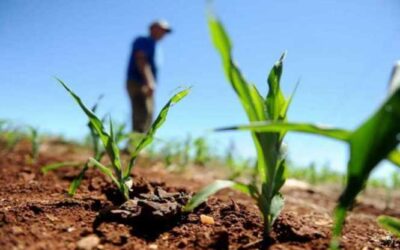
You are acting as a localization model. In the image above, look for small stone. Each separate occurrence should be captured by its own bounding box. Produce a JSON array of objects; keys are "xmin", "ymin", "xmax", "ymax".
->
[
  {"xmin": 45, "ymin": 214, "xmax": 59, "ymax": 222},
  {"xmin": 200, "ymin": 214, "xmax": 215, "ymax": 225},
  {"xmin": 148, "ymin": 244, "xmax": 158, "ymax": 249},
  {"xmin": 11, "ymin": 226, "xmax": 23, "ymax": 234},
  {"xmin": 67, "ymin": 227, "xmax": 75, "ymax": 233},
  {"xmin": 77, "ymin": 234, "xmax": 100, "ymax": 250}
]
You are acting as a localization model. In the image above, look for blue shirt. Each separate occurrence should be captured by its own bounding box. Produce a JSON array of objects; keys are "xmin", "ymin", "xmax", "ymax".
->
[{"xmin": 127, "ymin": 36, "xmax": 157, "ymax": 84}]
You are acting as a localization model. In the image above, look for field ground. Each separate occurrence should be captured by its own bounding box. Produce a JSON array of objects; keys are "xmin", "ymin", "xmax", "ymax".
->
[{"xmin": 1, "ymin": 140, "xmax": 400, "ymax": 250}]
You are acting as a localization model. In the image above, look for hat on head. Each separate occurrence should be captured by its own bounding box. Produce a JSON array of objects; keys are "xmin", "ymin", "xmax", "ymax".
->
[{"xmin": 150, "ymin": 20, "xmax": 172, "ymax": 33}]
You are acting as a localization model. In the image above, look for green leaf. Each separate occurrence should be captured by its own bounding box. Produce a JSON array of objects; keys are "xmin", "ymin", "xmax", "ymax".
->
[
  {"xmin": 87, "ymin": 96, "xmax": 103, "ymax": 159},
  {"xmin": 216, "ymin": 121, "xmax": 351, "ymax": 141},
  {"xmin": 183, "ymin": 180, "xmax": 254, "ymax": 212},
  {"xmin": 208, "ymin": 13, "xmax": 265, "ymax": 122},
  {"xmin": 388, "ymin": 150, "xmax": 400, "ymax": 168},
  {"xmin": 88, "ymin": 157, "xmax": 120, "ymax": 187},
  {"xmin": 57, "ymin": 79, "xmax": 123, "ymax": 176},
  {"xmin": 377, "ymin": 215, "xmax": 400, "ymax": 237},
  {"xmin": 68, "ymin": 163, "xmax": 89, "ymax": 196},
  {"xmin": 332, "ymin": 87, "xmax": 400, "ymax": 240},
  {"xmin": 272, "ymin": 160, "xmax": 286, "ymax": 195},
  {"xmin": 266, "ymin": 52, "xmax": 287, "ymax": 121},
  {"xmin": 28, "ymin": 126, "xmax": 39, "ymax": 161},
  {"xmin": 126, "ymin": 88, "xmax": 190, "ymax": 175},
  {"xmin": 330, "ymin": 206, "xmax": 347, "ymax": 250},
  {"xmin": 41, "ymin": 161, "xmax": 81, "ymax": 174}
]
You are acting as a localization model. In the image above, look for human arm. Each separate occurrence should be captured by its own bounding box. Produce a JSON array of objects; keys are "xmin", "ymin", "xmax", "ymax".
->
[{"xmin": 135, "ymin": 50, "xmax": 155, "ymax": 96}]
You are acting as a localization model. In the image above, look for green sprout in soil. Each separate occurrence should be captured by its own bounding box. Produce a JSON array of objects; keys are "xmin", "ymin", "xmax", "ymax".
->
[
  {"xmin": 45, "ymin": 79, "xmax": 189, "ymax": 200},
  {"xmin": 216, "ymin": 62, "xmax": 400, "ymax": 248},
  {"xmin": 42, "ymin": 94, "xmax": 107, "ymax": 195},
  {"xmin": 184, "ymin": 12, "xmax": 296, "ymax": 238},
  {"xmin": 193, "ymin": 136, "xmax": 211, "ymax": 166},
  {"xmin": 0, "ymin": 123, "xmax": 23, "ymax": 152},
  {"xmin": 28, "ymin": 126, "xmax": 40, "ymax": 163}
]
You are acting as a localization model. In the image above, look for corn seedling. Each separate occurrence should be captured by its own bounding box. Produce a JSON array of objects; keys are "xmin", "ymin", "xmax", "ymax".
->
[
  {"xmin": 224, "ymin": 141, "xmax": 250, "ymax": 180},
  {"xmin": 179, "ymin": 134, "xmax": 192, "ymax": 167},
  {"xmin": 384, "ymin": 171, "xmax": 400, "ymax": 210},
  {"xmin": 56, "ymin": 79, "xmax": 189, "ymax": 200},
  {"xmin": 193, "ymin": 136, "xmax": 211, "ymax": 166},
  {"xmin": 160, "ymin": 140, "xmax": 179, "ymax": 167},
  {"xmin": 184, "ymin": 13, "xmax": 295, "ymax": 238},
  {"xmin": 42, "ymin": 95, "xmax": 107, "ymax": 195},
  {"xmin": 215, "ymin": 62, "xmax": 400, "ymax": 248},
  {"xmin": 28, "ymin": 126, "xmax": 40, "ymax": 162},
  {"xmin": 1, "ymin": 124, "xmax": 23, "ymax": 152}
]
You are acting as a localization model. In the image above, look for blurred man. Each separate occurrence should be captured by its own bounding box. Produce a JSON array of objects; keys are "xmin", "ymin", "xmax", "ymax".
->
[{"xmin": 126, "ymin": 20, "xmax": 172, "ymax": 133}]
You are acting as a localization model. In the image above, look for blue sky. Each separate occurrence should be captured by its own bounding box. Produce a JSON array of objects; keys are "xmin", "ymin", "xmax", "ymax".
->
[{"xmin": 1, "ymin": 0, "xmax": 399, "ymax": 177}]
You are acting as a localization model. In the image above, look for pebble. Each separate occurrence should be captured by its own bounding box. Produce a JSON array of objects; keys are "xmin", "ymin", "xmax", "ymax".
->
[
  {"xmin": 200, "ymin": 214, "xmax": 215, "ymax": 225},
  {"xmin": 148, "ymin": 244, "xmax": 158, "ymax": 249},
  {"xmin": 77, "ymin": 234, "xmax": 100, "ymax": 250},
  {"xmin": 11, "ymin": 226, "xmax": 23, "ymax": 234},
  {"xmin": 45, "ymin": 214, "xmax": 59, "ymax": 222}
]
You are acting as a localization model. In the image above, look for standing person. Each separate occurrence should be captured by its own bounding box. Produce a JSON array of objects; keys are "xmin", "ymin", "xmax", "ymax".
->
[{"xmin": 126, "ymin": 20, "xmax": 172, "ymax": 133}]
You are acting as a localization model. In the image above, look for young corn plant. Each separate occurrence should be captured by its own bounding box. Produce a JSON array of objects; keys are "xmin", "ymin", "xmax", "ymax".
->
[
  {"xmin": 179, "ymin": 134, "xmax": 192, "ymax": 167},
  {"xmin": 384, "ymin": 171, "xmax": 400, "ymax": 210},
  {"xmin": 184, "ymin": 13, "xmax": 295, "ymax": 237},
  {"xmin": 215, "ymin": 62, "xmax": 400, "ymax": 248},
  {"xmin": 41, "ymin": 95, "xmax": 107, "ymax": 195},
  {"xmin": 193, "ymin": 136, "xmax": 211, "ymax": 166},
  {"xmin": 28, "ymin": 126, "xmax": 40, "ymax": 163},
  {"xmin": 48, "ymin": 79, "xmax": 189, "ymax": 200},
  {"xmin": 2, "ymin": 127, "xmax": 23, "ymax": 152}
]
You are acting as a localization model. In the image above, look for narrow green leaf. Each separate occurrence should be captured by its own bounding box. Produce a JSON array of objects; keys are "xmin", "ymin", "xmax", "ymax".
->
[
  {"xmin": 330, "ymin": 206, "xmax": 347, "ymax": 250},
  {"xmin": 88, "ymin": 97, "xmax": 103, "ymax": 159},
  {"xmin": 57, "ymin": 79, "xmax": 122, "ymax": 174},
  {"xmin": 183, "ymin": 180, "xmax": 253, "ymax": 212},
  {"xmin": 272, "ymin": 160, "xmax": 286, "ymax": 195},
  {"xmin": 280, "ymin": 79, "xmax": 300, "ymax": 121},
  {"xmin": 88, "ymin": 157, "xmax": 119, "ymax": 187},
  {"xmin": 266, "ymin": 52, "xmax": 287, "ymax": 121},
  {"xmin": 216, "ymin": 121, "xmax": 351, "ymax": 141},
  {"xmin": 332, "ymin": 83, "xmax": 400, "ymax": 245},
  {"xmin": 41, "ymin": 161, "xmax": 81, "ymax": 174},
  {"xmin": 377, "ymin": 215, "xmax": 400, "ymax": 237},
  {"xmin": 91, "ymin": 94, "xmax": 104, "ymax": 114},
  {"xmin": 208, "ymin": 13, "xmax": 265, "ymax": 122},
  {"xmin": 68, "ymin": 163, "xmax": 89, "ymax": 196},
  {"xmin": 127, "ymin": 88, "xmax": 190, "ymax": 175}
]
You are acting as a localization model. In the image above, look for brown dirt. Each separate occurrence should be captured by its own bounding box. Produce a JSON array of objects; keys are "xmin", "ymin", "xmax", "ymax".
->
[{"xmin": 1, "ymin": 140, "xmax": 400, "ymax": 249}]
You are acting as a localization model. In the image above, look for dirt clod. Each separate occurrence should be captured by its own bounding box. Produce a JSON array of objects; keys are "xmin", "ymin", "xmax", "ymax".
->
[{"xmin": 97, "ymin": 186, "xmax": 189, "ymax": 229}]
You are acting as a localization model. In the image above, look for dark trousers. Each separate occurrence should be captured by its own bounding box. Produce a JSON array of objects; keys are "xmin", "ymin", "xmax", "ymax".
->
[{"xmin": 127, "ymin": 81, "xmax": 154, "ymax": 133}]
